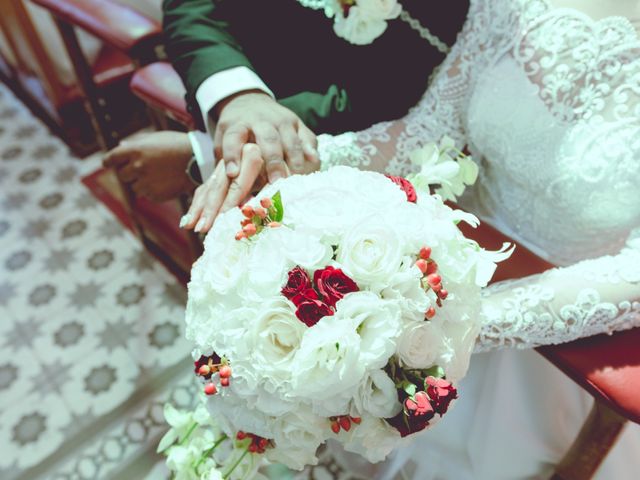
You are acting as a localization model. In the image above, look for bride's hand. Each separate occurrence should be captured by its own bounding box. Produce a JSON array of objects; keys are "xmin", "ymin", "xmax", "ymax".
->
[{"xmin": 180, "ymin": 144, "xmax": 267, "ymax": 233}]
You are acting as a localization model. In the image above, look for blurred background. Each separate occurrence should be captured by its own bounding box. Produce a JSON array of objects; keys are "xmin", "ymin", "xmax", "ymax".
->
[{"xmin": 0, "ymin": 1, "xmax": 207, "ymax": 478}]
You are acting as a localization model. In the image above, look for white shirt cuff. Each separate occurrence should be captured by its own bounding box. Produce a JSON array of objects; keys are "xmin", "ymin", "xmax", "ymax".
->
[
  {"xmin": 188, "ymin": 130, "xmax": 215, "ymax": 181},
  {"xmin": 195, "ymin": 66, "xmax": 274, "ymax": 132}
]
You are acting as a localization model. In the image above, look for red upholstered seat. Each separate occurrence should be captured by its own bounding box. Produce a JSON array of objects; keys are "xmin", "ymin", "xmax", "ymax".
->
[
  {"xmin": 31, "ymin": 0, "xmax": 162, "ymax": 55},
  {"xmin": 458, "ymin": 216, "xmax": 640, "ymax": 425},
  {"xmin": 130, "ymin": 62, "xmax": 195, "ymax": 129},
  {"xmin": 538, "ymin": 331, "xmax": 640, "ymax": 425}
]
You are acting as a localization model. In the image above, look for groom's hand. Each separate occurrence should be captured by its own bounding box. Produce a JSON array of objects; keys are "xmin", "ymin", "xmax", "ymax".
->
[{"xmin": 213, "ymin": 90, "xmax": 318, "ymax": 182}]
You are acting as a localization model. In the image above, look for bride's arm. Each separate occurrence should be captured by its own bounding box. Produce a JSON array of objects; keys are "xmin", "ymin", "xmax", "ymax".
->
[
  {"xmin": 317, "ymin": 0, "xmax": 516, "ymax": 175},
  {"xmin": 476, "ymin": 229, "xmax": 640, "ymax": 352}
]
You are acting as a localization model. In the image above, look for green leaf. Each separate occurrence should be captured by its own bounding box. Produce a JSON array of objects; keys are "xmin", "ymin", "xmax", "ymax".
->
[
  {"xmin": 271, "ymin": 191, "xmax": 284, "ymax": 222},
  {"xmin": 403, "ymin": 382, "xmax": 417, "ymax": 397},
  {"xmin": 423, "ymin": 365, "xmax": 445, "ymax": 379}
]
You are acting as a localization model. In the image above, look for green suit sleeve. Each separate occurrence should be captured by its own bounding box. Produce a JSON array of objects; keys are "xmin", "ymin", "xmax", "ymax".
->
[
  {"xmin": 162, "ymin": 0, "xmax": 253, "ymax": 126},
  {"xmin": 162, "ymin": 0, "xmax": 353, "ymax": 133}
]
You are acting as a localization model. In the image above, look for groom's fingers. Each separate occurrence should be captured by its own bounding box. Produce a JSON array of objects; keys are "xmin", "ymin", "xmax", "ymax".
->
[
  {"xmin": 280, "ymin": 124, "xmax": 305, "ymax": 174},
  {"xmin": 221, "ymin": 144, "xmax": 263, "ymax": 213},
  {"xmin": 254, "ymin": 123, "xmax": 287, "ymax": 184},
  {"xmin": 298, "ymin": 124, "xmax": 320, "ymax": 173},
  {"xmin": 222, "ymin": 125, "xmax": 249, "ymax": 178}
]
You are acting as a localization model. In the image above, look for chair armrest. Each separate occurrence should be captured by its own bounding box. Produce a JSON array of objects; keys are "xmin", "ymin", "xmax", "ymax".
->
[{"xmin": 31, "ymin": 0, "xmax": 162, "ymax": 55}]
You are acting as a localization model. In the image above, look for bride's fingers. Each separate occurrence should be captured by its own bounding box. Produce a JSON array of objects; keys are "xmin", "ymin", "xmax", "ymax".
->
[
  {"xmin": 197, "ymin": 162, "xmax": 231, "ymax": 234},
  {"xmin": 220, "ymin": 144, "xmax": 264, "ymax": 213},
  {"xmin": 180, "ymin": 161, "xmax": 227, "ymax": 232}
]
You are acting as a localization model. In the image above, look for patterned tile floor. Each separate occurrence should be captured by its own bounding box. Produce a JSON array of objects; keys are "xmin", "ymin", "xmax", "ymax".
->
[{"xmin": 0, "ymin": 82, "xmax": 198, "ymax": 479}]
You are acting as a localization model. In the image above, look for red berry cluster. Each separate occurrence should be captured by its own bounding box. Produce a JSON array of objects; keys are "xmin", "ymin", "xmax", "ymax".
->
[
  {"xmin": 235, "ymin": 198, "xmax": 281, "ymax": 241},
  {"xmin": 329, "ymin": 415, "xmax": 362, "ymax": 434},
  {"xmin": 195, "ymin": 355, "xmax": 232, "ymax": 396},
  {"xmin": 415, "ymin": 246, "xmax": 448, "ymax": 319},
  {"xmin": 236, "ymin": 431, "xmax": 271, "ymax": 454}
]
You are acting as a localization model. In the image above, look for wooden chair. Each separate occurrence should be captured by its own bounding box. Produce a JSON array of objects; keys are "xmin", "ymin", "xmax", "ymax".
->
[
  {"xmin": 0, "ymin": 0, "xmax": 146, "ymax": 155},
  {"xmin": 459, "ymin": 219, "xmax": 640, "ymax": 479},
  {"xmin": 31, "ymin": 0, "xmax": 201, "ymax": 282}
]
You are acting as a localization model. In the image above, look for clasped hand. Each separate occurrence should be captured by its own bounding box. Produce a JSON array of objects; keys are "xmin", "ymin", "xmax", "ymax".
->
[{"xmin": 181, "ymin": 92, "xmax": 321, "ymax": 233}]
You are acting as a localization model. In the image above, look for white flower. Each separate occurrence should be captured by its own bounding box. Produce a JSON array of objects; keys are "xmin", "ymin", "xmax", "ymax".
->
[
  {"xmin": 407, "ymin": 136, "xmax": 479, "ymax": 202},
  {"xmin": 343, "ymin": 416, "xmax": 401, "ymax": 463},
  {"xmin": 223, "ymin": 447, "xmax": 262, "ymax": 480},
  {"xmin": 396, "ymin": 320, "xmax": 445, "ymax": 369},
  {"xmin": 334, "ymin": 292, "xmax": 401, "ymax": 369},
  {"xmin": 291, "ymin": 314, "xmax": 364, "ymax": 405},
  {"xmin": 195, "ymin": 211, "xmax": 250, "ymax": 297},
  {"xmin": 247, "ymin": 298, "xmax": 306, "ymax": 382},
  {"xmin": 206, "ymin": 390, "xmax": 276, "ymax": 440},
  {"xmin": 205, "ymin": 469, "xmax": 223, "ymax": 480},
  {"xmin": 276, "ymin": 228, "xmax": 333, "ymax": 270},
  {"xmin": 437, "ymin": 319, "xmax": 480, "ymax": 383},
  {"xmin": 381, "ymin": 257, "xmax": 432, "ymax": 319},
  {"xmin": 354, "ymin": 370, "xmax": 401, "ymax": 418},
  {"xmin": 266, "ymin": 410, "xmax": 326, "ymax": 470},
  {"xmin": 158, "ymin": 404, "xmax": 195, "ymax": 453},
  {"xmin": 336, "ymin": 220, "xmax": 404, "ymax": 289},
  {"xmin": 332, "ymin": 0, "xmax": 401, "ymax": 45}
]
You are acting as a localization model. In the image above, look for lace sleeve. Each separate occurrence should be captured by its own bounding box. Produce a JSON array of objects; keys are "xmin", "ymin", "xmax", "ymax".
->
[
  {"xmin": 316, "ymin": 0, "xmax": 517, "ymax": 176},
  {"xmin": 476, "ymin": 228, "xmax": 640, "ymax": 352}
]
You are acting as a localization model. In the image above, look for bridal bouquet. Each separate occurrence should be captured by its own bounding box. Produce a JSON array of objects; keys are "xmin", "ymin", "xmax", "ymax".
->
[{"xmin": 161, "ymin": 139, "xmax": 511, "ymax": 478}]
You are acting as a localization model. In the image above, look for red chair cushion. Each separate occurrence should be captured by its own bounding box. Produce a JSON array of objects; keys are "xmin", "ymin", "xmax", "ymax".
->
[
  {"xmin": 458, "ymin": 216, "xmax": 640, "ymax": 424},
  {"xmin": 538, "ymin": 330, "xmax": 640, "ymax": 424},
  {"xmin": 130, "ymin": 62, "xmax": 195, "ymax": 129},
  {"xmin": 31, "ymin": 0, "xmax": 161, "ymax": 55}
]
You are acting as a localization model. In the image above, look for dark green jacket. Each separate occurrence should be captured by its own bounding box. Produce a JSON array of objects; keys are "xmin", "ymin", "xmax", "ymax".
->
[{"xmin": 163, "ymin": 0, "xmax": 469, "ymax": 133}]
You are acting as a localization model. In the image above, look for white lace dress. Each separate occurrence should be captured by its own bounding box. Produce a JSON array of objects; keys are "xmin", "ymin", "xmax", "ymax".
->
[{"xmin": 315, "ymin": 0, "xmax": 640, "ymax": 478}]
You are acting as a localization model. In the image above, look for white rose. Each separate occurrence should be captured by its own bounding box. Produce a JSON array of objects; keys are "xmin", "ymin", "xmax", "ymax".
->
[
  {"xmin": 218, "ymin": 372, "xmax": 297, "ymax": 418},
  {"xmin": 396, "ymin": 320, "xmax": 445, "ymax": 369},
  {"xmin": 247, "ymin": 298, "xmax": 306, "ymax": 382},
  {"xmin": 336, "ymin": 220, "xmax": 404, "ymax": 289},
  {"xmin": 273, "ymin": 227, "xmax": 333, "ymax": 270},
  {"xmin": 334, "ymin": 7, "xmax": 387, "ymax": 45},
  {"xmin": 333, "ymin": 292, "xmax": 401, "ymax": 369},
  {"xmin": 354, "ymin": 370, "xmax": 401, "ymax": 418},
  {"xmin": 359, "ymin": 0, "xmax": 402, "ymax": 19},
  {"xmin": 291, "ymin": 315, "xmax": 364, "ymax": 403},
  {"xmin": 381, "ymin": 257, "xmax": 432, "ymax": 319},
  {"xmin": 206, "ymin": 391, "xmax": 275, "ymax": 440},
  {"xmin": 239, "ymin": 228, "xmax": 293, "ymax": 302},
  {"xmin": 266, "ymin": 410, "xmax": 326, "ymax": 470},
  {"xmin": 205, "ymin": 240, "xmax": 249, "ymax": 295},
  {"xmin": 343, "ymin": 416, "xmax": 401, "ymax": 463},
  {"xmin": 333, "ymin": 0, "xmax": 401, "ymax": 45},
  {"xmin": 437, "ymin": 319, "xmax": 480, "ymax": 383}
]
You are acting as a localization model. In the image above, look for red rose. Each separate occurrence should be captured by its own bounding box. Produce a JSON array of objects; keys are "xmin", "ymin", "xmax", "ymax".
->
[
  {"xmin": 403, "ymin": 391, "xmax": 435, "ymax": 418},
  {"xmin": 385, "ymin": 175, "xmax": 417, "ymax": 203},
  {"xmin": 295, "ymin": 299, "xmax": 333, "ymax": 327},
  {"xmin": 313, "ymin": 266, "xmax": 359, "ymax": 307},
  {"xmin": 425, "ymin": 376, "xmax": 457, "ymax": 416},
  {"xmin": 387, "ymin": 392, "xmax": 435, "ymax": 437},
  {"xmin": 281, "ymin": 266, "xmax": 311, "ymax": 301},
  {"xmin": 291, "ymin": 288, "xmax": 319, "ymax": 306}
]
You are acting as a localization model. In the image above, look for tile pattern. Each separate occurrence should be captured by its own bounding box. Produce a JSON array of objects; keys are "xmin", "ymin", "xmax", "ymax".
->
[{"xmin": 0, "ymin": 82, "xmax": 196, "ymax": 480}]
